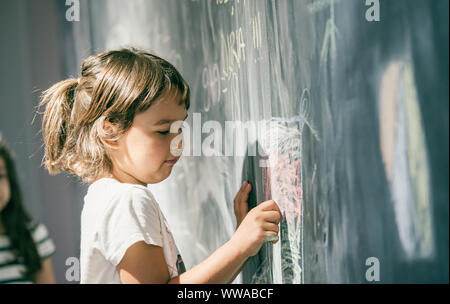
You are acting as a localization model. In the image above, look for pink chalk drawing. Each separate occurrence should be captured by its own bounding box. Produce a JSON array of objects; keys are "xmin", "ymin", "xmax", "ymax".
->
[
  {"xmin": 261, "ymin": 118, "xmax": 303, "ymax": 226},
  {"xmin": 255, "ymin": 117, "xmax": 305, "ymax": 284},
  {"xmin": 263, "ymin": 149, "xmax": 302, "ymax": 224}
]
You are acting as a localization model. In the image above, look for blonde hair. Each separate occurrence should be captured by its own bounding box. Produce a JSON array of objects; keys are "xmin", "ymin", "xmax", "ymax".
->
[{"xmin": 39, "ymin": 47, "xmax": 190, "ymax": 182}]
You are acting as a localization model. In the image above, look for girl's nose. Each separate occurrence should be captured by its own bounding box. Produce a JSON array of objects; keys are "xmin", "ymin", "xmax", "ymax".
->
[{"xmin": 169, "ymin": 130, "xmax": 184, "ymax": 156}]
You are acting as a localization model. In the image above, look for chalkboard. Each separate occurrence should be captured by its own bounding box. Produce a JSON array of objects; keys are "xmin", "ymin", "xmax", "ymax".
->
[{"xmin": 65, "ymin": 0, "xmax": 448, "ymax": 283}]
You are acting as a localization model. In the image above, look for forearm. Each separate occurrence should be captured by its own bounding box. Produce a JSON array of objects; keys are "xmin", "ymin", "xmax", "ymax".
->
[
  {"xmin": 226, "ymin": 258, "xmax": 247, "ymax": 284},
  {"xmin": 226, "ymin": 224, "xmax": 247, "ymax": 284},
  {"xmin": 168, "ymin": 239, "xmax": 248, "ymax": 284}
]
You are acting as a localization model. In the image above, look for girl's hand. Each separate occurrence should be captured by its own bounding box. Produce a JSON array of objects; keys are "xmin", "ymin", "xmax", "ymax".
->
[
  {"xmin": 231, "ymin": 199, "xmax": 282, "ymax": 258},
  {"xmin": 234, "ymin": 181, "xmax": 252, "ymax": 230}
]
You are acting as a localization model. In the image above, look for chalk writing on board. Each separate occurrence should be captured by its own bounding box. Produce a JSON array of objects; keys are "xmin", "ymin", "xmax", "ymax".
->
[
  {"xmin": 308, "ymin": 0, "xmax": 341, "ymax": 69},
  {"xmin": 216, "ymin": 0, "xmax": 246, "ymax": 17},
  {"xmin": 220, "ymin": 27, "xmax": 246, "ymax": 79},
  {"xmin": 252, "ymin": 11, "xmax": 262, "ymax": 50},
  {"xmin": 202, "ymin": 63, "xmax": 221, "ymax": 112}
]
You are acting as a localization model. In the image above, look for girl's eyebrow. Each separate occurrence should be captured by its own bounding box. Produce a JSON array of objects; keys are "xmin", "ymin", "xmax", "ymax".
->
[{"xmin": 154, "ymin": 113, "xmax": 188, "ymax": 125}]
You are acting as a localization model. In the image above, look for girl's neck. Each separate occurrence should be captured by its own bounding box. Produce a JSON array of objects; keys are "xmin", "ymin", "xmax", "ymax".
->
[{"xmin": 102, "ymin": 170, "xmax": 146, "ymax": 187}]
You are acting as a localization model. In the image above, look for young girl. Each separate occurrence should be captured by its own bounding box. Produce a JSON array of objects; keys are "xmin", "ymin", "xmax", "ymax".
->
[
  {"xmin": 40, "ymin": 47, "xmax": 282, "ymax": 284},
  {"xmin": 0, "ymin": 135, "xmax": 56, "ymax": 284}
]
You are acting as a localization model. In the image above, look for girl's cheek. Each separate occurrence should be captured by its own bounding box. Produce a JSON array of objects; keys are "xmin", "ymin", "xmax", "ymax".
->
[
  {"xmin": 137, "ymin": 138, "xmax": 163, "ymax": 164},
  {"xmin": 150, "ymin": 136, "xmax": 168, "ymax": 152}
]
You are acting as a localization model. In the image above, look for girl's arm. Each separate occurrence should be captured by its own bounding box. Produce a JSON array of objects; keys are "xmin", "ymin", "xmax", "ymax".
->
[
  {"xmin": 117, "ymin": 238, "xmax": 248, "ymax": 284},
  {"xmin": 117, "ymin": 197, "xmax": 281, "ymax": 284},
  {"xmin": 223, "ymin": 181, "xmax": 252, "ymax": 284},
  {"xmin": 168, "ymin": 238, "xmax": 248, "ymax": 284},
  {"xmin": 34, "ymin": 258, "xmax": 56, "ymax": 284},
  {"xmin": 117, "ymin": 241, "xmax": 172, "ymax": 284},
  {"xmin": 225, "ymin": 256, "xmax": 247, "ymax": 284},
  {"xmin": 169, "ymin": 181, "xmax": 253, "ymax": 284}
]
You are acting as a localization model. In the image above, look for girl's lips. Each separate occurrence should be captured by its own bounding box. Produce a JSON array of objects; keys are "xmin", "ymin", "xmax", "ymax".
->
[{"xmin": 164, "ymin": 157, "xmax": 179, "ymax": 164}]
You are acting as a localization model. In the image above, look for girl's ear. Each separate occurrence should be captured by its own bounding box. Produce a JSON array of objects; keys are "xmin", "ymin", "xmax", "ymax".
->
[{"xmin": 98, "ymin": 120, "xmax": 120, "ymax": 150}]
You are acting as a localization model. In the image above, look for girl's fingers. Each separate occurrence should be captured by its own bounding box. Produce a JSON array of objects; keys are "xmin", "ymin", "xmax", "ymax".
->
[
  {"xmin": 259, "ymin": 200, "xmax": 281, "ymax": 213},
  {"xmin": 234, "ymin": 181, "xmax": 252, "ymax": 218},
  {"xmin": 263, "ymin": 210, "xmax": 282, "ymax": 224},
  {"xmin": 239, "ymin": 183, "xmax": 251, "ymax": 212},
  {"xmin": 234, "ymin": 181, "xmax": 247, "ymax": 210},
  {"xmin": 234, "ymin": 181, "xmax": 248, "ymax": 213},
  {"xmin": 240, "ymin": 183, "xmax": 251, "ymax": 204},
  {"xmin": 263, "ymin": 222, "xmax": 279, "ymax": 233}
]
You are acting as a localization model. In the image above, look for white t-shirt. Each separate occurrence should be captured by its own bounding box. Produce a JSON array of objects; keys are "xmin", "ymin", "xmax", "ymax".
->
[{"xmin": 80, "ymin": 178, "xmax": 185, "ymax": 284}]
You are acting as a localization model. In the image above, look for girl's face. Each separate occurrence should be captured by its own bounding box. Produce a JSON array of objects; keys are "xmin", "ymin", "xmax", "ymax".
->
[
  {"xmin": 108, "ymin": 91, "xmax": 188, "ymax": 186},
  {"xmin": 0, "ymin": 157, "xmax": 11, "ymax": 212}
]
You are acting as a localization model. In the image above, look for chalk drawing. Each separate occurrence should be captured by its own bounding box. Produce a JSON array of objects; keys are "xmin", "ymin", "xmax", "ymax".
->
[
  {"xmin": 308, "ymin": 0, "xmax": 341, "ymax": 70},
  {"xmin": 252, "ymin": 111, "xmax": 307, "ymax": 283},
  {"xmin": 379, "ymin": 61, "xmax": 434, "ymax": 260}
]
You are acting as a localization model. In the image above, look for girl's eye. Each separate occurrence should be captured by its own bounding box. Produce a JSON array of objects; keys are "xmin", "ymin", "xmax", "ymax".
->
[{"xmin": 157, "ymin": 131, "xmax": 170, "ymax": 135}]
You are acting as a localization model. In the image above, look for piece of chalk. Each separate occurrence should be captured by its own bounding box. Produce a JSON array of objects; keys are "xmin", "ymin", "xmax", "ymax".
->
[{"xmin": 266, "ymin": 235, "xmax": 279, "ymax": 242}]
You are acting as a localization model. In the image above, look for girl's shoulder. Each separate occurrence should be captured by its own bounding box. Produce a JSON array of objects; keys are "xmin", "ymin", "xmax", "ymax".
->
[{"xmin": 85, "ymin": 177, "xmax": 160, "ymax": 214}]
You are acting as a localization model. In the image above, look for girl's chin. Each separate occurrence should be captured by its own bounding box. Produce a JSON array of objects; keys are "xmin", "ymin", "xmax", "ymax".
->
[{"xmin": 145, "ymin": 171, "xmax": 172, "ymax": 185}]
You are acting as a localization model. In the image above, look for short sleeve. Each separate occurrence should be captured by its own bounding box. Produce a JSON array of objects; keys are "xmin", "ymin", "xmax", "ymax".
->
[
  {"xmin": 30, "ymin": 223, "xmax": 56, "ymax": 260},
  {"xmin": 98, "ymin": 186, "xmax": 164, "ymax": 266}
]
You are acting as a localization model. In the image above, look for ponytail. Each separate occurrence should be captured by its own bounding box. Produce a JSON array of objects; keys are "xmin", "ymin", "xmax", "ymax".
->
[{"xmin": 39, "ymin": 78, "xmax": 78, "ymax": 174}]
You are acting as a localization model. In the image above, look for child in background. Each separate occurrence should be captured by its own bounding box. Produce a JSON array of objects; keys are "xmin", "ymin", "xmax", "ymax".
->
[
  {"xmin": 39, "ymin": 47, "xmax": 282, "ymax": 284},
  {"xmin": 0, "ymin": 135, "xmax": 56, "ymax": 284}
]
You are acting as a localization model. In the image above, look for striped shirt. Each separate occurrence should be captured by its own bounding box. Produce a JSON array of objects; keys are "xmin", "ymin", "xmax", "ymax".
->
[{"xmin": 0, "ymin": 222, "xmax": 56, "ymax": 284}]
